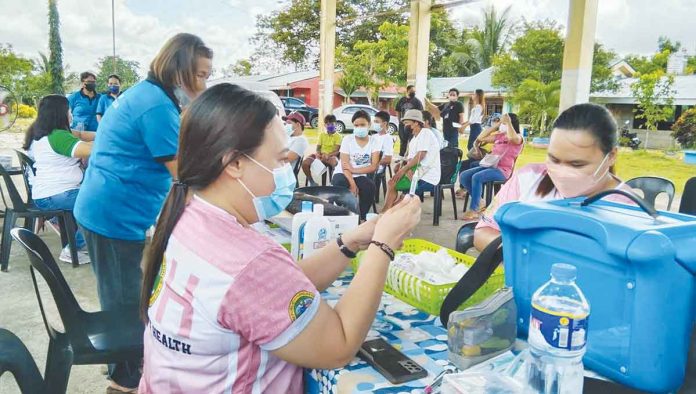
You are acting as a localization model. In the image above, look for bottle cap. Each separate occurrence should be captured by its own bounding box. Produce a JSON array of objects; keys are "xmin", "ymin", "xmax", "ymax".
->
[
  {"xmin": 301, "ymin": 201, "xmax": 313, "ymax": 213},
  {"xmin": 551, "ymin": 263, "xmax": 577, "ymax": 282},
  {"xmin": 313, "ymin": 204, "xmax": 324, "ymax": 216}
]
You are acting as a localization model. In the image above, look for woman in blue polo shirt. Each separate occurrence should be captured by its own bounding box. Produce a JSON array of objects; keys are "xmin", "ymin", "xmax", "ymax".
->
[
  {"xmin": 74, "ymin": 33, "xmax": 212, "ymax": 393},
  {"xmin": 96, "ymin": 74, "xmax": 121, "ymax": 122},
  {"xmin": 68, "ymin": 71, "xmax": 101, "ymax": 131}
]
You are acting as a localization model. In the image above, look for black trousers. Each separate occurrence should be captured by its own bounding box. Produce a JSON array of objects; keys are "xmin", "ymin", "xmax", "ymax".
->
[
  {"xmin": 332, "ymin": 173, "xmax": 375, "ymax": 220},
  {"xmin": 398, "ymin": 123, "xmax": 412, "ymax": 157}
]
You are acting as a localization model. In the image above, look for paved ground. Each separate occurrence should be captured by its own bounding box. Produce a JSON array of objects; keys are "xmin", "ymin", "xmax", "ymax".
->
[{"xmin": 0, "ymin": 131, "xmax": 690, "ymax": 393}]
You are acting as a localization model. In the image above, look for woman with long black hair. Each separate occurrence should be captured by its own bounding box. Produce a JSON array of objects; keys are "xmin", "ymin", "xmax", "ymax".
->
[
  {"xmin": 138, "ymin": 83, "xmax": 421, "ymax": 392},
  {"xmin": 23, "ymin": 95, "xmax": 92, "ymax": 264},
  {"xmin": 74, "ymin": 33, "xmax": 213, "ymax": 393}
]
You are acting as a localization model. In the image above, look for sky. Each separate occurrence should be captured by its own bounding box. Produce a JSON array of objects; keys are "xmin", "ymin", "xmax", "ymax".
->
[{"xmin": 1, "ymin": 0, "xmax": 694, "ymax": 79}]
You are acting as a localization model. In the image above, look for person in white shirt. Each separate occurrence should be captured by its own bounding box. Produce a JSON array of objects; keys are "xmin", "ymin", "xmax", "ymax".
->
[
  {"xmin": 382, "ymin": 109, "xmax": 441, "ymax": 211},
  {"xmin": 23, "ymin": 95, "xmax": 93, "ymax": 264},
  {"xmin": 459, "ymin": 89, "xmax": 485, "ymax": 151},
  {"xmin": 332, "ymin": 110, "xmax": 381, "ymax": 220},
  {"xmin": 372, "ymin": 111, "xmax": 394, "ymax": 173},
  {"xmin": 285, "ymin": 112, "xmax": 309, "ymax": 176},
  {"xmin": 422, "ymin": 110, "xmax": 447, "ymax": 149}
]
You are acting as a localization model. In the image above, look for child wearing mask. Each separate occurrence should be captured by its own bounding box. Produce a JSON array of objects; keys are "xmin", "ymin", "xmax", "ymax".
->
[
  {"xmin": 332, "ymin": 110, "xmax": 381, "ymax": 220},
  {"xmin": 302, "ymin": 114, "xmax": 342, "ymax": 186}
]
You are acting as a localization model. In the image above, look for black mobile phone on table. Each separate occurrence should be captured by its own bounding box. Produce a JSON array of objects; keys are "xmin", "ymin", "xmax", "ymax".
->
[{"xmin": 358, "ymin": 338, "xmax": 428, "ymax": 384}]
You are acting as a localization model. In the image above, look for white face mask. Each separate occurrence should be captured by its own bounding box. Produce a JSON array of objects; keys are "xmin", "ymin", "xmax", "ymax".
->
[{"xmin": 174, "ymin": 86, "xmax": 192, "ymax": 108}]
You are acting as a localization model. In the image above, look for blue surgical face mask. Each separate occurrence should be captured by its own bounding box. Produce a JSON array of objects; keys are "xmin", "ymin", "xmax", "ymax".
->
[
  {"xmin": 354, "ymin": 127, "xmax": 369, "ymax": 138},
  {"xmin": 238, "ymin": 154, "xmax": 296, "ymax": 222},
  {"xmin": 284, "ymin": 123, "xmax": 294, "ymax": 136},
  {"xmin": 372, "ymin": 122, "xmax": 382, "ymax": 132},
  {"xmin": 109, "ymin": 85, "xmax": 120, "ymax": 94}
]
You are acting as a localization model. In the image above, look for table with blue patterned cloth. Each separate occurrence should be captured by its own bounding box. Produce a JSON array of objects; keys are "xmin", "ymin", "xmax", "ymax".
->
[
  {"xmin": 302, "ymin": 272, "xmax": 666, "ymax": 394},
  {"xmin": 304, "ymin": 271, "xmax": 457, "ymax": 393}
]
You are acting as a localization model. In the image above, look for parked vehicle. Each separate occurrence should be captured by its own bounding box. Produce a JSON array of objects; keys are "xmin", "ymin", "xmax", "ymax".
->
[
  {"xmin": 333, "ymin": 104, "xmax": 399, "ymax": 134},
  {"xmin": 207, "ymin": 80, "xmax": 285, "ymax": 117},
  {"xmin": 280, "ymin": 96, "xmax": 319, "ymax": 128},
  {"xmin": 620, "ymin": 120, "xmax": 641, "ymax": 150}
]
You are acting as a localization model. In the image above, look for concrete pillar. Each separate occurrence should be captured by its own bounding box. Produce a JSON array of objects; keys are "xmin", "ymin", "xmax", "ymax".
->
[
  {"xmin": 406, "ymin": 0, "xmax": 432, "ymax": 102},
  {"xmin": 318, "ymin": 0, "xmax": 337, "ymax": 130},
  {"xmin": 559, "ymin": 0, "xmax": 598, "ymax": 112}
]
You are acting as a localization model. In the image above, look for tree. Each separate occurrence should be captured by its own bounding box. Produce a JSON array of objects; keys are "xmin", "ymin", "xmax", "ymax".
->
[
  {"xmin": 428, "ymin": 8, "xmax": 465, "ymax": 77},
  {"xmin": 492, "ymin": 21, "xmax": 565, "ymax": 88},
  {"xmin": 336, "ymin": 46, "xmax": 369, "ymax": 102},
  {"xmin": 512, "ymin": 79, "xmax": 560, "ymax": 135},
  {"xmin": 433, "ymin": 28, "xmax": 480, "ymax": 77},
  {"xmin": 657, "ymin": 36, "xmax": 681, "ymax": 54},
  {"xmin": 468, "ymin": 5, "xmax": 514, "ymax": 70},
  {"xmin": 223, "ymin": 59, "xmax": 253, "ymax": 77},
  {"xmin": 492, "ymin": 21, "xmax": 616, "ymax": 93},
  {"xmin": 251, "ymin": 0, "xmax": 410, "ymax": 70},
  {"xmin": 95, "ymin": 56, "xmax": 141, "ymax": 92},
  {"xmin": 631, "ymin": 70, "xmax": 675, "ymax": 131},
  {"xmin": 591, "ymin": 43, "xmax": 619, "ymax": 92},
  {"xmin": 335, "ymin": 22, "xmax": 409, "ymax": 106},
  {"xmin": 0, "ymin": 45, "xmax": 34, "ymax": 103},
  {"xmin": 48, "ymin": 0, "xmax": 64, "ymax": 94},
  {"xmin": 687, "ymin": 56, "xmax": 696, "ymax": 75},
  {"xmin": 671, "ymin": 108, "xmax": 696, "ymax": 149}
]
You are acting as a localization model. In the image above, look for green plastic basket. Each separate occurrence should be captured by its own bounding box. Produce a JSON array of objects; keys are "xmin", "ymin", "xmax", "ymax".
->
[{"xmin": 351, "ymin": 238, "xmax": 505, "ymax": 316}]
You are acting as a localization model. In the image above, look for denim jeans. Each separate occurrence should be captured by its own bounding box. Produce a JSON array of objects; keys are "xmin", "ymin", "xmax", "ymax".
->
[
  {"xmin": 467, "ymin": 123, "xmax": 483, "ymax": 151},
  {"xmin": 81, "ymin": 226, "xmax": 144, "ymax": 389},
  {"xmin": 33, "ymin": 189, "xmax": 86, "ymax": 249},
  {"xmin": 458, "ymin": 165, "xmax": 506, "ymax": 211},
  {"xmin": 414, "ymin": 179, "xmax": 435, "ymax": 199},
  {"xmin": 444, "ymin": 130, "xmax": 459, "ymax": 149}
]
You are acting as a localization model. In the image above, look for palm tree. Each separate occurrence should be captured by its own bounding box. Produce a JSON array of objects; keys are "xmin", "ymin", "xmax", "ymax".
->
[
  {"xmin": 514, "ymin": 79, "xmax": 561, "ymax": 136},
  {"xmin": 468, "ymin": 5, "xmax": 513, "ymax": 69}
]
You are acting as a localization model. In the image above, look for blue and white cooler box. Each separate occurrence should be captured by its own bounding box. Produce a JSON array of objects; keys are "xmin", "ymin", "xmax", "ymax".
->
[{"xmin": 494, "ymin": 191, "xmax": 696, "ymax": 393}]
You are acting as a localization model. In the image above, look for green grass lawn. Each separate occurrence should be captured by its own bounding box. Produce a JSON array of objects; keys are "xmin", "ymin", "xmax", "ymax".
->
[{"xmin": 304, "ymin": 129, "xmax": 694, "ymax": 194}]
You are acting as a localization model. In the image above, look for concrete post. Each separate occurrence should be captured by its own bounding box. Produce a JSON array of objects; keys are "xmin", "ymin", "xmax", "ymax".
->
[
  {"xmin": 559, "ymin": 0, "xmax": 598, "ymax": 112},
  {"xmin": 406, "ymin": 0, "xmax": 432, "ymax": 102},
  {"xmin": 318, "ymin": 0, "xmax": 337, "ymax": 130}
]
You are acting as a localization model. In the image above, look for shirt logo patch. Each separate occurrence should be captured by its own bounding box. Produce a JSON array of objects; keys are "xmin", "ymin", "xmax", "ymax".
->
[
  {"xmin": 289, "ymin": 290, "xmax": 315, "ymax": 322},
  {"xmin": 149, "ymin": 258, "xmax": 167, "ymax": 306}
]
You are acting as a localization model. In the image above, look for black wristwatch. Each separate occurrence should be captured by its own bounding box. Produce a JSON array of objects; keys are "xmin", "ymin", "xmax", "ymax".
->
[{"xmin": 336, "ymin": 235, "xmax": 357, "ymax": 259}]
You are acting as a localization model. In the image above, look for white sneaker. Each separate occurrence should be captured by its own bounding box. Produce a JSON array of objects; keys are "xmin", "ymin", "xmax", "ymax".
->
[{"xmin": 58, "ymin": 246, "xmax": 91, "ymax": 265}]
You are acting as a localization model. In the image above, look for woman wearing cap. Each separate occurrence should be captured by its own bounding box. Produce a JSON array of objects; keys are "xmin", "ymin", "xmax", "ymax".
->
[
  {"xmin": 382, "ymin": 109, "xmax": 441, "ymax": 211},
  {"xmin": 332, "ymin": 110, "xmax": 381, "ymax": 220},
  {"xmin": 138, "ymin": 84, "xmax": 421, "ymax": 392},
  {"xmin": 285, "ymin": 112, "xmax": 309, "ymax": 172},
  {"xmin": 74, "ymin": 33, "xmax": 213, "ymax": 393}
]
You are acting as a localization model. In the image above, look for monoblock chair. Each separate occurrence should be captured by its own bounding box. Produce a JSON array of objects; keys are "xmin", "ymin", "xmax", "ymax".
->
[
  {"xmin": 292, "ymin": 186, "xmax": 359, "ymax": 215},
  {"xmin": 0, "ymin": 328, "xmax": 45, "ymax": 394},
  {"xmin": 0, "ymin": 164, "xmax": 79, "ymax": 271},
  {"xmin": 679, "ymin": 177, "xmax": 696, "ymax": 215},
  {"xmin": 10, "ymin": 228, "xmax": 144, "ymax": 394},
  {"xmin": 433, "ymin": 147, "xmax": 462, "ymax": 226},
  {"xmin": 626, "ymin": 176, "xmax": 676, "ymax": 210},
  {"xmin": 15, "ymin": 150, "xmax": 35, "ymax": 202}
]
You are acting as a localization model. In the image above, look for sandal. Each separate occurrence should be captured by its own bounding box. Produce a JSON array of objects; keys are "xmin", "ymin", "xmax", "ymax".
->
[
  {"xmin": 455, "ymin": 189, "xmax": 468, "ymax": 199},
  {"xmin": 461, "ymin": 206, "xmax": 486, "ymax": 220}
]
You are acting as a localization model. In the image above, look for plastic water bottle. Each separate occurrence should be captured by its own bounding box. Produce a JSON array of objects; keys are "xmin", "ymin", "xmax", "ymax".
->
[{"xmin": 508, "ymin": 263, "xmax": 590, "ymax": 394}]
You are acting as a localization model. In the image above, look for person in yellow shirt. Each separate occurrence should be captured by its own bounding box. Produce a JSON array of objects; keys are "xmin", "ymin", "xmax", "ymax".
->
[{"xmin": 302, "ymin": 114, "xmax": 342, "ymax": 186}]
